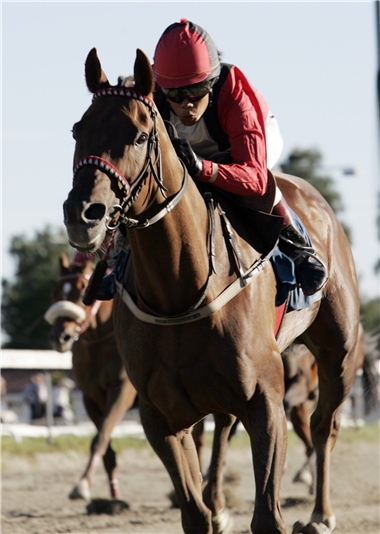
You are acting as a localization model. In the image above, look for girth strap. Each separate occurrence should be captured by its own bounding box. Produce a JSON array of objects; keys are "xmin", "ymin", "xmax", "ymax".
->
[{"xmin": 115, "ymin": 245, "xmax": 275, "ymax": 326}]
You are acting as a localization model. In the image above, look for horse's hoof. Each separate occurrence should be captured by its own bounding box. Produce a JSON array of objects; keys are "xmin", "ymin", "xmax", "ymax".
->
[
  {"xmin": 310, "ymin": 513, "xmax": 336, "ymax": 532},
  {"xmin": 69, "ymin": 479, "xmax": 91, "ymax": 501},
  {"xmin": 292, "ymin": 521, "xmax": 332, "ymax": 534},
  {"xmin": 69, "ymin": 486, "xmax": 86, "ymax": 500},
  {"xmin": 293, "ymin": 469, "xmax": 313, "ymax": 487},
  {"xmin": 212, "ymin": 508, "xmax": 234, "ymax": 534}
]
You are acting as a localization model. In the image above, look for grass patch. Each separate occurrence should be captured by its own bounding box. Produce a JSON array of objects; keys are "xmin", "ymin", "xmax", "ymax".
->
[
  {"xmin": 227, "ymin": 421, "xmax": 379, "ymax": 449},
  {"xmin": 1, "ymin": 434, "xmax": 150, "ymax": 459},
  {"xmin": 336, "ymin": 422, "xmax": 379, "ymax": 444},
  {"xmin": 1, "ymin": 422, "xmax": 378, "ymax": 459}
]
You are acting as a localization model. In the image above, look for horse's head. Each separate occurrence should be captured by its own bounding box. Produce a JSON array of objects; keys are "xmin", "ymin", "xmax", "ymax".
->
[
  {"xmin": 63, "ymin": 48, "xmax": 169, "ymax": 253},
  {"xmin": 45, "ymin": 253, "xmax": 93, "ymax": 352}
]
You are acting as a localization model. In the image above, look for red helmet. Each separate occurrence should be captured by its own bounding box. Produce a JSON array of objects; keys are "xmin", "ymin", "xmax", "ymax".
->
[{"xmin": 153, "ymin": 19, "xmax": 221, "ymax": 89}]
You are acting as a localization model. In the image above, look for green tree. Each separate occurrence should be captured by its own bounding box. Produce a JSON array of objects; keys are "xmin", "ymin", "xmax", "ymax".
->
[
  {"xmin": 281, "ymin": 149, "xmax": 380, "ymax": 332},
  {"xmin": 1, "ymin": 226, "xmax": 72, "ymax": 349},
  {"xmin": 280, "ymin": 148, "xmax": 352, "ymax": 242},
  {"xmin": 376, "ymin": 191, "xmax": 380, "ymax": 274},
  {"xmin": 360, "ymin": 297, "xmax": 380, "ymax": 333}
]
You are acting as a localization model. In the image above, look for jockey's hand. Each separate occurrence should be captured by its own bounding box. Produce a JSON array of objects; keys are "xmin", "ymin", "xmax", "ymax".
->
[{"xmin": 171, "ymin": 138, "xmax": 203, "ymax": 178}]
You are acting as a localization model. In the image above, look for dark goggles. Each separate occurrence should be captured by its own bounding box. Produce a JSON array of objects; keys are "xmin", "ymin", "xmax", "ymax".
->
[{"xmin": 161, "ymin": 79, "xmax": 217, "ymax": 104}]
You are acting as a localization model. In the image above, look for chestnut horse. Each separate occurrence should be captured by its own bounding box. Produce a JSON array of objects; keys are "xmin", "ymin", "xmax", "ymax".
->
[
  {"xmin": 45, "ymin": 253, "xmax": 137, "ymax": 501},
  {"xmin": 63, "ymin": 48, "xmax": 360, "ymax": 534}
]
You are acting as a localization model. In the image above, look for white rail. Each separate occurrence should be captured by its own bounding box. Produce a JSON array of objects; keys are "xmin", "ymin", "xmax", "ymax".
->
[
  {"xmin": 1, "ymin": 349, "xmax": 72, "ymax": 369},
  {"xmin": 1, "ymin": 349, "xmax": 73, "ymax": 443}
]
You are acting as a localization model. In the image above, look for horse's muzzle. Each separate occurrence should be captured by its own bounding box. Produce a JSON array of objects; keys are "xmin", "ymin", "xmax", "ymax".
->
[{"xmin": 63, "ymin": 198, "xmax": 107, "ymax": 252}]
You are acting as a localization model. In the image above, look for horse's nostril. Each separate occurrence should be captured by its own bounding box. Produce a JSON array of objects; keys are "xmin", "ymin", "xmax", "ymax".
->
[{"xmin": 83, "ymin": 203, "xmax": 106, "ymax": 221}]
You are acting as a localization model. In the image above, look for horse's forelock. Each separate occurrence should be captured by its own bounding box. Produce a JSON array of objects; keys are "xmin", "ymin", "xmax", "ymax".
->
[{"xmin": 117, "ymin": 75, "xmax": 135, "ymax": 88}]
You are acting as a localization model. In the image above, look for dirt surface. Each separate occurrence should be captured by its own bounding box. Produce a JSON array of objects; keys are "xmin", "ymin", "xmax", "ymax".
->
[{"xmin": 1, "ymin": 431, "xmax": 379, "ymax": 534}]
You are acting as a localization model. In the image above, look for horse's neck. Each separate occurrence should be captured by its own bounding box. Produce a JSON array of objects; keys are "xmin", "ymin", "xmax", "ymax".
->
[{"xmin": 127, "ymin": 166, "xmax": 212, "ymax": 316}]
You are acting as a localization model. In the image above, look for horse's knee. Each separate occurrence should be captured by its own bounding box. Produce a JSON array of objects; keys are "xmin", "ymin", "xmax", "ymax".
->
[{"xmin": 91, "ymin": 432, "xmax": 111, "ymax": 458}]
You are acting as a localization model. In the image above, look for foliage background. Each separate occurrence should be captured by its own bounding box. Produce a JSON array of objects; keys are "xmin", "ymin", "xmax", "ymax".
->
[{"xmin": 1, "ymin": 227, "xmax": 72, "ymax": 349}]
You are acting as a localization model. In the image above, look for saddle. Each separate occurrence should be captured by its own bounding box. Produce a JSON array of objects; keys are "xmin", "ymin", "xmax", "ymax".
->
[
  {"xmin": 198, "ymin": 172, "xmax": 322, "ymax": 313},
  {"xmin": 199, "ymin": 169, "xmax": 283, "ymax": 258}
]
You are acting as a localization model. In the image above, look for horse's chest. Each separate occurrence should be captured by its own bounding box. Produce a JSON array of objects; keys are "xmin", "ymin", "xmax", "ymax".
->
[
  {"xmin": 114, "ymin": 293, "xmax": 276, "ymax": 418},
  {"xmin": 117, "ymin": 325, "xmax": 257, "ymax": 419}
]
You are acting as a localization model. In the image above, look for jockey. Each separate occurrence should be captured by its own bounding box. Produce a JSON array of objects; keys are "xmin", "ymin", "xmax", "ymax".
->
[{"xmin": 153, "ymin": 19, "xmax": 327, "ymax": 296}]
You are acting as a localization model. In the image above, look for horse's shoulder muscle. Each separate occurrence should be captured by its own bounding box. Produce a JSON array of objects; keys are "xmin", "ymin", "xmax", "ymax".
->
[{"xmin": 273, "ymin": 171, "xmax": 330, "ymax": 211}]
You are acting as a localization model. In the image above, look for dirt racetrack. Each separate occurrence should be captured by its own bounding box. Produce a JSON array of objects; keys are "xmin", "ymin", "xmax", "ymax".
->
[{"xmin": 2, "ymin": 426, "xmax": 379, "ymax": 534}]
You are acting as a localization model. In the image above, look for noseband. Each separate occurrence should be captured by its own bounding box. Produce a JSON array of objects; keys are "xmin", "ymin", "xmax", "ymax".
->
[
  {"xmin": 73, "ymin": 88, "xmax": 188, "ymax": 230},
  {"xmin": 45, "ymin": 271, "xmax": 103, "ymax": 339}
]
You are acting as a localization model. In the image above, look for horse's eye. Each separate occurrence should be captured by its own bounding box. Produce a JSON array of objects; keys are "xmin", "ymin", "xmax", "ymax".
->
[{"xmin": 136, "ymin": 133, "xmax": 148, "ymax": 146}]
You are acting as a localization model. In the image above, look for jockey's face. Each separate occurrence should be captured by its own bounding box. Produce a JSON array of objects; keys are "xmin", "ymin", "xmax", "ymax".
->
[{"xmin": 167, "ymin": 93, "xmax": 210, "ymax": 127}]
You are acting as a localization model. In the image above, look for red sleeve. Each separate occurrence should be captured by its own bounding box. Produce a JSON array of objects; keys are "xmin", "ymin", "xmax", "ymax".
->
[{"xmin": 199, "ymin": 66, "xmax": 269, "ymax": 197}]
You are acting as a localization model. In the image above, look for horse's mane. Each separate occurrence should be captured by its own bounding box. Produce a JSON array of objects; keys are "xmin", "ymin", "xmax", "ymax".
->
[{"xmin": 117, "ymin": 75, "xmax": 134, "ymax": 87}]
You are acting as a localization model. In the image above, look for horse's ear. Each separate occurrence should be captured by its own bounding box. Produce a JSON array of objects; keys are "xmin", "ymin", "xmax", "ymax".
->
[
  {"xmin": 59, "ymin": 253, "xmax": 70, "ymax": 274},
  {"xmin": 133, "ymin": 49, "xmax": 155, "ymax": 97},
  {"xmin": 85, "ymin": 48, "xmax": 109, "ymax": 93}
]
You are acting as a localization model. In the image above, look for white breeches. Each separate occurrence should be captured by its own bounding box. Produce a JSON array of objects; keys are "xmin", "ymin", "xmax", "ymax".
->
[{"xmin": 265, "ymin": 112, "xmax": 284, "ymax": 205}]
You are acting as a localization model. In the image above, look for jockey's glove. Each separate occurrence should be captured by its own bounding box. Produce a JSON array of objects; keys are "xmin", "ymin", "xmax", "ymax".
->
[{"xmin": 171, "ymin": 137, "xmax": 203, "ymax": 178}]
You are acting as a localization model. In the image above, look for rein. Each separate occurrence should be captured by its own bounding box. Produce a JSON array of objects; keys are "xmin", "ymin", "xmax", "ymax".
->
[
  {"xmin": 76, "ymin": 298, "xmax": 115, "ymax": 344},
  {"xmin": 73, "ymin": 87, "xmax": 188, "ymax": 231},
  {"xmin": 114, "ymin": 195, "xmax": 279, "ymax": 325},
  {"xmin": 77, "ymin": 299, "xmax": 102, "ymax": 336}
]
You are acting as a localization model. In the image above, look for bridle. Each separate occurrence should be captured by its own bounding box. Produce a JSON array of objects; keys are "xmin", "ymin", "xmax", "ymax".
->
[
  {"xmin": 50, "ymin": 271, "xmax": 108, "ymax": 341},
  {"xmin": 72, "ymin": 87, "xmax": 188, "ymax": 231}
]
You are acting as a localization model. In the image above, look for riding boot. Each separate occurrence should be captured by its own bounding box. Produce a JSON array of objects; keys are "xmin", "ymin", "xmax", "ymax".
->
[{"xmin": 272, "ymin": 197, "xmax": 328, "ymax": 296}]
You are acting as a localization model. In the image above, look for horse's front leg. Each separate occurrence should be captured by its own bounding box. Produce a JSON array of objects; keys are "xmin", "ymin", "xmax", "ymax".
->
[
  {"xmin": 202, "ymin": 413, "xmax": 236, "ymax": 534},
  {"xmin": 69, "ymin": 395, "xmax": 102, "ymax": 501},
  {"xmin": 99, "ymin": 379, "xmax": 137, "ymax": 498},
  {"xmin": 290, "ymin": 399, "xmax": 317, "ymax": 494},
  {"xmin": 243, "ymin": 370, "xmax": 288, "ymax": 534},
  {"xmin": 139, "ymin": 400, "xmax": 212, "ymax": 534},
  {"xmin": 192, "ymin": 418, "xmax": 206, "ymax": 474},
  {"xmin": 69, "ymin": 380, "xmax": 136, "ymax": 501}
]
